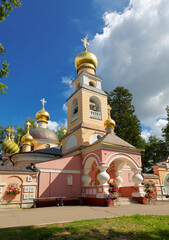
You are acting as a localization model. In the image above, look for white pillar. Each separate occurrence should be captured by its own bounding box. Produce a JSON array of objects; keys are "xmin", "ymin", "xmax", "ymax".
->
[
  {"xmin": 81, "ymin": 168, "xmax": 91, "ymax": 187},
  {"xmin": 115, "ymin": 170, "xmax": 123, "ymax": 187},
  {"xmin": 132, "ymin": 169, "xmax": 143, "ymax": 186},
  {"xmin": 97, "ymin": 165, "xmax": 110, "ymax": 186}
]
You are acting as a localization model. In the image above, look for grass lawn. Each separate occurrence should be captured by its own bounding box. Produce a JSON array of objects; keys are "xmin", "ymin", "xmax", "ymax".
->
[{"xmin": 0, "ymin": 215, "xmax": 169, "ymax": 240}]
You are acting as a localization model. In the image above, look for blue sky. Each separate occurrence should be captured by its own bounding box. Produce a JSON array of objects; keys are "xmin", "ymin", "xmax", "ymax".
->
[{"xmin": 1, "ymin": 0, "xmax": 169, "ymax": 140}]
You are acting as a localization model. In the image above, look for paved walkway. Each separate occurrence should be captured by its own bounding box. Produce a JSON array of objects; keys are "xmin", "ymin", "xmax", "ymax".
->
[{"xmin": 0, "ymin": 202, "xmax": 169, "ymax": 229}]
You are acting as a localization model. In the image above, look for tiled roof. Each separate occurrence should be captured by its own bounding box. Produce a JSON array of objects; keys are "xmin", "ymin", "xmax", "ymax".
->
[{"xmin": 93, "ymin": 131, "xmax": 136, "ymax": 149}]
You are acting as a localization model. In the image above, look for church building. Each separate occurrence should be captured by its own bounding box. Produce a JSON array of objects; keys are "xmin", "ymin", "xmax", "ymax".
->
[{"xmin": 0, "ymin": 39, "xmax": 150, "ymax": 208}]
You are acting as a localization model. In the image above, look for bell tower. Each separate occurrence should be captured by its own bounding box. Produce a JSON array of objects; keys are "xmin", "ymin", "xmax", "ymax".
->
[{"xmin": 62, "ymin": 38, "xmax": 108, "ymax": 155}]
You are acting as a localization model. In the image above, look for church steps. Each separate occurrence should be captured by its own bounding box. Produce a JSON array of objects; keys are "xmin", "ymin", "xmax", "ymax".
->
[{"xmin": 114, "ymin": 197, "xmax": 138, "ymax": 206}]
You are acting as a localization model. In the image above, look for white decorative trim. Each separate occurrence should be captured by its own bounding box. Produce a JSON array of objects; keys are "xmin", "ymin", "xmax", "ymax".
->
[
  {"xmin": 93, "ymin": 189, "xmax": 96, "ymax": 195},
  {"xmin": 105, "ymin": 152, "xmax": 141, "ymax": 168},
  {"xmin": 0, "ymin": 194, "xmax": 2, "ymax": 199},
  {"xmin": 0, "ymin": 187, "xmax": 2, "ymax": 193},
  {"xmin": 22, "ymin": 183, "xmax": 37, "ymax": 186},
  {"xmin": 0, "ymin": 171, "xmax": 36, "ymax": 174},
  {"xmin": 163, "ymin": 172, "xmax": 169, "ymax": 186},
  {"xmin": 0, "ymin": 183, "xmax": 5, "ymax": 186},
  {"xmin": 38, "ymin": 168, "xmax": 81, "ymax": 174},
  {"xmin": 82, "ymin": 152, "xmax": 100, "ymax": 166}
]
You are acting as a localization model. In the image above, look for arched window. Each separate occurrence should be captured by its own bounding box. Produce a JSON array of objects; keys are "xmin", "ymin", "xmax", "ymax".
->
[
  {"xmin": 76, "ymin": 83, "xmax": 80, "ymax": 89},
  {"xmin": 89, "ymin": 81, "xmax": 96, "ymax": 87},
  {"xmin": 71, "ymin": 98, "xmax": 78, "ymax": 122},
  {"xmin": 89, "ymin": 96, "xmax": 102, "ymax": 120}
]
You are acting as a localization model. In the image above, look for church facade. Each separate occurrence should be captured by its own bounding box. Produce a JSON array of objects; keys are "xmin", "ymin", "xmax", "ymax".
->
[{"xmin": 0, "ymin": 39, "xmax": 149, "ymax": 208}]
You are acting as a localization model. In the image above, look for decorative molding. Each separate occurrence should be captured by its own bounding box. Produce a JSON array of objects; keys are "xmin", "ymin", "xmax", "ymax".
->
[
  {"xmin": 82, "ymin": 152, "xmax": 100, "ymax": 166},
  {"xmin": 38, "ymin": 168, "xmax": 81, "ymax": 174},
  {"xmin": 22, "ymin": 183, "xmax": 37, "ymax": 186},
  {"xmin": 105, "ymin": 152, "xmax": 141, "ymax": 168},
  {"xmin": 0, "ymin": 183, "xmax": 5, "ymax": 186}
]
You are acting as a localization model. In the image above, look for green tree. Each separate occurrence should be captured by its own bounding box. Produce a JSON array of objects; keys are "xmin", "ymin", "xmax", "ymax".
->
[
  {"xmin": 107, "ymin": 86, "xmax": 144, "ymax": 148},
  {"xmin": 55, "ymin": 127, "xmax": 67, "ymax": 143},
  {"xmin": 0, "ymin": 0, "xmax": 22, "ymax": 94},
  {"xmin": 141, "ymin": 136, "xmax": 168, "ymax": 172},
  {"xmin": 162, "ymin": 105, "xmax": 169, "ymax": 145}
]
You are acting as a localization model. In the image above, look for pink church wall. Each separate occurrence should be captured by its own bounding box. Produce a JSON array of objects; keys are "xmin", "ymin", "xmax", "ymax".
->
[{"xmin": 36, "ymin": 155, "xmax": 82, "ymax": 198}]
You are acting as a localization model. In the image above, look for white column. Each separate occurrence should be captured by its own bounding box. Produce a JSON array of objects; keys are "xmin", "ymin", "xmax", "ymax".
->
[
  {"xmin": 97, "ymin": 165, "xmax": 110, "ymax": 186},
  {"xmin": 81, "ymin": 168, "xmax": 91, "ymax": 187},
  {"xmin": 115, "ymin": 170, "xmax": 123, "ymax": 187},
  {"xmin": 132, "ymin": 169, "xmax": 143, "ymax": 186}
]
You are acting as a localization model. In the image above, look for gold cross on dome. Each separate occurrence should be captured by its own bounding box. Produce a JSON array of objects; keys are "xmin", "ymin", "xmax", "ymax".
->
[
  {"xmin": 26, "ymin": 121, "xmax": 31, "ymax": 131},
  {"xmin": 81, "ymin": 37, "xmax": 89, "ymax": 51},
  {"xmin": 107, "ymin": 105, "xmax": 112, "ymax": 117},
  {"xmin": 6, "ymin": 127, "xmax": 12, "ymax": 139},
  {"xmin": 41, "ymin": 98, "xmax": 47, "ymax": 109}
]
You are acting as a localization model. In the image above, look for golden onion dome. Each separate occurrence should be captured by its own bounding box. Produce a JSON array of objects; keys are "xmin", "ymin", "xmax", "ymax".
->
[
  {"xmin": 21, "ymin": 122, "xmax": 33, "ymax": 145},
  {"xmin": 75, "ymin": 37, "xmax": 98, "ymax": 72},
  {"xmin": 21, "ymin": 132, "xmax": 33, "ymax": 145},
  {"xmin": 104, "ymin": 118, "xmax": 116, "ymax": 130},
  {"xmin": 1, "ymin": 139, "xmax": 20, "ymax": 154},
  {"xmin": 104, "ymin": 105, "xmax": 116, "ymax": 130},
  {"xmin": 75, "ymin": 51, "xmax": 98, "ymax": 71},
  {"xmin": 36, "ymin": 98, "xmax": 50, "ymax": 123},
  {"xmin": 36, "ymin": 108, "xmax": 50, "ymax": 123}
]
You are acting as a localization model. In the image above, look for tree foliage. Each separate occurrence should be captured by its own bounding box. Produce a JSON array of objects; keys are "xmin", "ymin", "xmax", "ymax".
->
[
  {"xmin": 107, "ymin": 86, "xmax": 144, "ymax": 148},
  {"xmin": 55, "ymin": 127, "xmax": 67, "ymax": 143},
  {"xmin": 0, "ymin": 0, "xmax": 22, "ymax": 94},
  {"xmin": 141, "ymin": 136, "xmax": 168, "ymax": 173}
]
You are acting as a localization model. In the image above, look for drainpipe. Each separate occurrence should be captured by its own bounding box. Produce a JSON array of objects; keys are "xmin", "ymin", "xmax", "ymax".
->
[{"xmin": 37, "ymin": 169, "xmax": 41, "ymax": 198}]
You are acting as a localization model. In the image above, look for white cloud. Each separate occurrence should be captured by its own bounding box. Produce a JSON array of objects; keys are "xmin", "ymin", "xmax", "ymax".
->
[
  {"xmin": 141, "ymin": 118, "xmax": 167, "ymax": 141},
  {"xmin": 47, "ymin": 120, "xmax": 59, "ymax": 131},
  {"xmin": 62, "ymin": 76, "xmax": 73, "ymax": 97},
  {"xmin": 90, "ymin": 0, "xmax": 169, "ymax": 126},
  {"xmin": 47, "ymin": 119, "xmax": 67, "ymax": 132},
  {"xmin": 63, "ymin": 103, "xmax": 67, "ymax": 113}
]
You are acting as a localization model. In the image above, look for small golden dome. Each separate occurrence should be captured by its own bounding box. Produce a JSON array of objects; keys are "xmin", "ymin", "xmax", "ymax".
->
[
  {"xmin": 75, "ymin": 51, "xmax": 98, "ymax": 71},
  {"xmin": 36, "ymin": 108, "xmax": 50, "ymax": 123},
  {"xmin": 75, "ymin": 37, "xmax": 98, "ymax": 72},
  {"xmin": 104, "ymin": 118, "xmax": 116, "ymax": 130},
  {"xmin": 21, "ymin": 133, "xmax": 33, "ymax": 145},
  {"xmin": 36, "ymin": 98, "xmax": 50, "ymax": 123},
  {"xmin": 21, "ymin": 122, "xmax": 33, "ymax": 145},
  {"xmin": 104, "ymin": 105, "xmax": 116, "ymax": 130}
]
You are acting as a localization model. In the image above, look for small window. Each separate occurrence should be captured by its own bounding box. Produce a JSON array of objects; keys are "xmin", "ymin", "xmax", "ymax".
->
[
  {"xmin": 76, "ymin": 83, "xmax": 80, "ymax": 89},
  {"xmin": 27, "ymin": 176, "xmax": 32, "ymax": 182},
  {"xmin": 23, "ymin": 193, "xmax": 29, "ymax": 200},
  {"xmin": 24, "ymin": 187, "xmax": 29, "ymax": 193},
  {"xmin": 45, "ymin": 144, "xmax": 50, "ymax": 149},
  {"xmin": 67, "ymin": 175, "xmax": 73, "ymax": 186}
]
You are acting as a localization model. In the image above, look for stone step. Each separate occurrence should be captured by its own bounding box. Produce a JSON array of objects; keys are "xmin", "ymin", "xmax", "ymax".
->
[{"xmin": 114, "ymin": 197, "xmax": 138, "ymax": 206}]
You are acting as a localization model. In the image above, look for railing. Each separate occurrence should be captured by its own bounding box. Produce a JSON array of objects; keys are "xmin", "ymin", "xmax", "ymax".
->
[{"xmin": 90, "ymin": 110, "xmax": 102, "ymax": 120}]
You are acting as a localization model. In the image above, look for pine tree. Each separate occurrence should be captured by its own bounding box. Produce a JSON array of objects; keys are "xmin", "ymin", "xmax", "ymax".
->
[{"xmin": 107, "ymin": 86, "xmax": 144, "ymax": 148}]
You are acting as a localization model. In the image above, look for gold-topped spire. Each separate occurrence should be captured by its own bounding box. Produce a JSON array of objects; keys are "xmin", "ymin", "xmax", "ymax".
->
[
  {"xmin": 21, "ymin": 122, "xmax": 33, "ymax": 146},
  {"xmin": 11, "ymin": 127, "xmax": 15, "ymax": 141},
  {"xmin": 17, "ymin": 133, "xmax": 22, "ymax": 145},
  {"xmin": 104, "ymin": 105, "xmax": 116, "ymax": 131},
  {"xmin": 81, "ymin": 37, "xmax": 89, "ymax": 52},
  {"xmin": 6, "ymin": 127, "xmax": 11, "ymax": 140},
  {"xmin": 41, "ymin": 98, "xmax": 47, "ymax": 109}
]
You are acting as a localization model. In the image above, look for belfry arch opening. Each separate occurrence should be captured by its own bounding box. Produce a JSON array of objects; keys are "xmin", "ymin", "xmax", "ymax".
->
[
  {"xmin": 71, "ymin": 98, "xmax": 78, "ymax": 122},
  {"xmin": 89, "ymin": 96, "xmax": 102, "ymax": 120}
]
